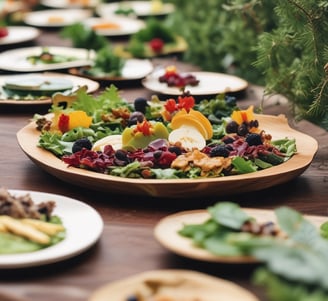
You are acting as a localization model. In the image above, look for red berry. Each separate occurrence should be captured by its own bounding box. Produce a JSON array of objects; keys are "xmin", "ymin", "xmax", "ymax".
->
[
  {"xmin": 0, "ymin": 27, "xmax": 9, "ymax": 38},
  {"xmin": 149, "ymin": 38, "xmax": 164, "ymax": 53}
]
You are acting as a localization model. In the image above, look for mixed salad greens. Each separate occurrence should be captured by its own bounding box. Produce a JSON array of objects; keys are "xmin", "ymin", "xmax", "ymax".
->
[
  {"xmin": 34, "ymin": 85, "xmax": 296, "ymax": 180},
  {"xmin": 179, "ymin": 202, "xmax": 328, "ymax": 301}
]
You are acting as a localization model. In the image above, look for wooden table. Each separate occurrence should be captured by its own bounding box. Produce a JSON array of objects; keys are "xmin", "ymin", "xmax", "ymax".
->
[{"xmin": 0, "ymin": 28, "xmax": 327, "ymax": 301}]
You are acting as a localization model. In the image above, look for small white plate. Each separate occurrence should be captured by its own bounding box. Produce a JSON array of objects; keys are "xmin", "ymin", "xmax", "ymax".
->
[
  {"xmin": 142, "ymin": 70, "xmax": 249, "ymax": 96},
  {"xmin": 0, "ymin": 46, "xmax": 95, "ymax": 72},
  {"xmin": 82, "ymin": 17, "xmax": 145, "ymax": 36},
  {"xmin": 96, "ymin": 1, "xmax": 175, "ymax": 18},
  {"xmin": 0, "ymin": 26, "xmax": 40, "ymax": 46},
  {"xmin": 41, "ymin": 0, "xmax": 100, "ymax": 8},
  {"xmin": 24, "ymin": 8, "xmax": 93, "ymax": 27},
  {"xmin": 69, "ymin": 58, "xmax": 153, "ymax": 81},
  {"xmin": 0, "ymin": 72, "xmax": 99, "ymax": 105},
  {"xmin": 0, "ymin": 190, "xmax": 103, "ymax": 268},
  {"xmin": 154, "ymin": 209, "xmax": 328, "ymax": 263}
]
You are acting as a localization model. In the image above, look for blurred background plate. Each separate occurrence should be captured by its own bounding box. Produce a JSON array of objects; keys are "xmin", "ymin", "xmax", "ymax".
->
[
  {"xmin": 142, "ymin": 70, "xmax": 249, "ymax": 96},
  {"xmin": 69, "ymin": 58, "xmax": 153, "ymax": 82},
  {"xmin": 0, "ymin": 26, "xmax": 40, "ymax": 46},
  {"xmin": 82, "ymin": 16, "xmax": 145, "ymax": 36},
  {"xmin": 96, "ymin": 1, "xmax": 175, "ymax": 18},
  {"xmin": 41, "ymin": 0, "xmax": 100, "ymax": 8},
  {"xmin": 0, "ymin": 72, "xmax": 99, "ymax": 105},
  {"xmin": 0, "ymin": 46, "xmax": 95, "ymax": 72},
  {"xmin": 24, "ymin": 8, "xmax": 93, "ymax": 27}
]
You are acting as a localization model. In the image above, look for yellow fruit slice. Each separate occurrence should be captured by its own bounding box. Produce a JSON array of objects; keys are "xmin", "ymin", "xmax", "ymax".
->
[
  {"xmin": 168, "ymin": 125, "xmax": 206, "ymax": 150},
  {"xmin": 189, "ymin": 109, "xmax": 213, "ymax": 139},
  {"xmin": 92, "ymin": 135, "xmax": 122, "ymax": 152},
  {"xmin": 170, "ymin": 114, "xmax": 208, "ymax": 140}
]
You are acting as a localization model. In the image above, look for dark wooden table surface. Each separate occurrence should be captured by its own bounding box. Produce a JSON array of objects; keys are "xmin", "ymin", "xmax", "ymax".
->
[{"xmin": 0, "ymin": 28, "xmax": 327, "ymax": 301}]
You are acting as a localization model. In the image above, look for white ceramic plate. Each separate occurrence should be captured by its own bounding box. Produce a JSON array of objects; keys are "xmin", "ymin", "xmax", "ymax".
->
[
  {"xmin": 69, "ymin": 58, "xmax": 153, "ymax": 81},
  {"xmin": 142, "ymin": 70, "xmax": 249, "ymax": 96},
  {"xmin": 154, "ymin": 209, "xmax": 328, "ymax": 263},
  {"xmin": 0, "ymin": 46, "xmax": 95, "ymax": 72},
  {"xmin": 89, "ymin": 269, "xmax": 259, "ymax": 301},
  {"xmin": 96, "ymin": 1, "xmax": 175, "ymax": 18},
  {"xmin": 0, "ymin": 26, "xmax": 40, "ymax": 46},
  {"xmin": 0, "ymin": 72, "xmax": 99, "ymax": 105},
  {"xmin": 82, "ymin": 17, "xmax": 145, "ymax": 36},
  {"xmin": 24, "ymin": 8, "xmax": 92, "ymax": 27},
  {"xmin": 41, "ymin": 0, "xmax": 100, "ymax": 8},
  {"xmin": 0, "ymin": 190, "xmax": 103, "ymax": 269}
]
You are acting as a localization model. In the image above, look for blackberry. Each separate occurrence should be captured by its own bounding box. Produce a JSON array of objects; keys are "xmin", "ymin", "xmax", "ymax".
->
[
  {"xmin": 72, "ymin": 138, "xmax": 92, "ymax": 153},
  {"xmin": 134, "ymin": 97, "xmax": 148, "ymax": 113},
  {"xmin": 246, "ymin": 133, "xmax": 263, "ymax": 146},
  {"xmin": 225, "ymin": 121, "xmax": 239, "ymax": 133},
  {"xmin": 209, "ymin": 145, "xmax": 230, "ymax": 158}
]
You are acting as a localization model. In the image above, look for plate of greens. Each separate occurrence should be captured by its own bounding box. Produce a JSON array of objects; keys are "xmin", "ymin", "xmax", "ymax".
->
[
  {"xmin": 0, "ymin": 46, "xmax": 95, "ymax": 72},
  {"xmin": 15, "ymin": 87, "xmax": 317, "ymax": 198},
  {"xmin": 0, "ymin": 189, "xmax": 103, "ymax": 268},
  {"xmin": 0, "ymin": 72, "xmax": 99, "ymax": 105},
  {"xmin": 154, "ymin": 202, "xmax": 328, "ymax": 263}
]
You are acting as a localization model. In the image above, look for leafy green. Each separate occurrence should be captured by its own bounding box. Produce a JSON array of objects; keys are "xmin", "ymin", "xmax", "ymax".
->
[
  {"xmin": 38, "ymin": 131, "xmax": 73, "ymax": 156},
  {"xmin": 208, "ymin": 202, "xmax": 251, "ymax": 230},
  {"xmin": 232, "ymin": 156, "xmax": 258, "ymax": 173},
  {"xmin": 60, "ymin": 22, "xmax": 109, "ymax": 51}
]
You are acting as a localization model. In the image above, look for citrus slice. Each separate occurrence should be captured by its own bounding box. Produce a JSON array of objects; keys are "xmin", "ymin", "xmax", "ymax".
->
[
  {"xmin": 92, "ymin": 134, "xmax": 122, "ymax": 152},
  {"xmin": 168, "ymin": 125, "xmax": 206, "ymax": 150}
]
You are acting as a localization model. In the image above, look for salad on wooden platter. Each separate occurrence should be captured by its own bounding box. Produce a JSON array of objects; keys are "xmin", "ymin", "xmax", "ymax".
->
[{"xmin": 16, "ymin": 83, "xmax": 317, "ymax": 197}]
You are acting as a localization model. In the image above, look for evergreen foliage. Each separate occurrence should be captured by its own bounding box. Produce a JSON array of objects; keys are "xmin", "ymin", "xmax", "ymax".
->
[{"xmin": 254, "ymin": 0, "xmax": 328, "ymax": 129}]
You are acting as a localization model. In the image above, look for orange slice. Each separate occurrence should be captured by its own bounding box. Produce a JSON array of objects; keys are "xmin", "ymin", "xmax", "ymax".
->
[{"xmin": 189, "ymin": 109, "xmax": 213, "ymax": 139}]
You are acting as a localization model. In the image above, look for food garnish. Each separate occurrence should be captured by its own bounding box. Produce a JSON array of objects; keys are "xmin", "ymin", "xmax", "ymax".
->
[
  {"xmin": 158, "ymin": 65, "xmax": 199, "ymax": 88},
  {"xmin": 27, "ymin": 47, "xmax": 77, "ymax": 65},
  {"xmin": 0, "ymin": 188, "xmax": 65, "ymax": 254},
  {"xmin": 35, "ymin": 86, "xmax": 296, "ymax": 179}
]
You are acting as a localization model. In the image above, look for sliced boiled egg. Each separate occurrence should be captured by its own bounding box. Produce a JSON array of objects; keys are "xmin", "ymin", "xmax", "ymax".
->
[
  {"xmin": 92, "ymin": 134, "xmax": 122, "ymax": 152},
  {"xmin": 168, "ymin": 125, "xmax": 206, "ymax": 151}
]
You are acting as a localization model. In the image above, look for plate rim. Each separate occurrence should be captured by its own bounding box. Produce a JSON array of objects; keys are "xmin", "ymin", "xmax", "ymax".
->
[
  {"xmin": 0, "ymin": 46, "xmax": 94, "ymax": 72},
  {"xmin": 153, "ymin": 208, "xmax": 328, "ymax": 263},
  {"xmin": 23, "ymin": 8, "xmax": 93, "ymax": 27},
  {"xmin": 0, "ymin": 72, "xmax": 99, "ymax": 105},
  {"xmin": 68, "ymin": 58, "xmax": 154, "ymax": 81},
  {"xmin": 0, "ymin": 189, "xmax": 104, "ymax": 269},
  {"xmin": 89, "ymin": 269, "xmax": 259, "ymax": 301},
  {"xmin": 16, "ymin": 113, "xmax": 318, "ymax": 198},
  {"xmin": 96, "ymin": 1, "xmax": 175, "ymax": 17},
  {"xmin": 0, "ymin": 26, "xmax": 41, "ymax": 46},
  {"xmin": 142, "ymin": 71, "xmax": 249, "ymax": 95},
  {"xmin": 82, "ymin": 16, "xmax": 146, "ymax": 36}
]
